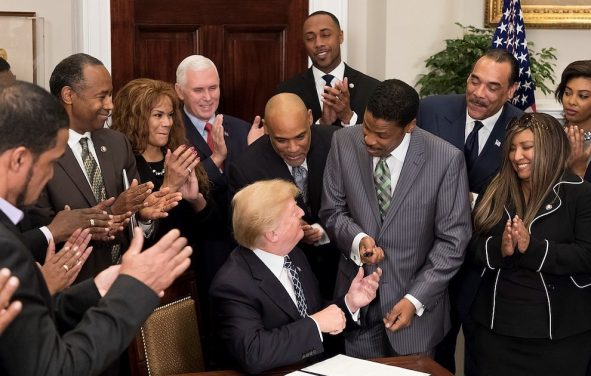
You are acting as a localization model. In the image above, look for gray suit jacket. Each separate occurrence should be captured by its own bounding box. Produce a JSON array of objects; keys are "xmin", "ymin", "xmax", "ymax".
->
[{"xmin": 319, "ymin": 126, "xmax": 472, "ymax": 354}]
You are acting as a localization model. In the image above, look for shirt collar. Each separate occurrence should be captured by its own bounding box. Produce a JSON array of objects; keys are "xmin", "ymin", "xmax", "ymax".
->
[
  {"xmin": 466, "ymin": 105, "xmax": 504, "ymax": 132},
  {"xmin": 0, "ymin": 197, "xmax": 24, "ymax": 225},
  {"xmin": 68, "ymin": 128, "xmax": 92, "ymax": 149},
  {"xmin": 285, "ymin": 159, "xmax": 308, "ymax": 174},
  {"xmin": 312, "ymin": 61, "xmax": 345, "ymax": 86},
  {"xmin": 374, "ymin": 132, "xmax": 411, "ymax": 163},
  {"xmin": 252, "ymin": 248, "xmax": 286, "ymax": 279},
  {"xmin": 183, "ymin": 106, "xmax": 215, "ymax": 133}
]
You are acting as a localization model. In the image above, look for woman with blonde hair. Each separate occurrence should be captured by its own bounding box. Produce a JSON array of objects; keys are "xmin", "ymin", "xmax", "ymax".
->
[{"xmin": 469, "ymin": 113, "xmax": 591, "ymax": 375}]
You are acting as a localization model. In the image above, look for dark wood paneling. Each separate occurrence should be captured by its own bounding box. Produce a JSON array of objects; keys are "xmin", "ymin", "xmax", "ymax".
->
[
  {"xmin": 111, "ymin": 0, "xmax": 308, "ymax": 122},
  {"xmin": 222, "ymin": 26, "xmax": 284, "ymax": 122}
]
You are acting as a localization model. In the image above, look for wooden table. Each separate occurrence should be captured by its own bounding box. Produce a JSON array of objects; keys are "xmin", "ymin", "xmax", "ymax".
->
[{"xmin": 175, "ymin": 355, "xmax": 452, "ymax": 376}]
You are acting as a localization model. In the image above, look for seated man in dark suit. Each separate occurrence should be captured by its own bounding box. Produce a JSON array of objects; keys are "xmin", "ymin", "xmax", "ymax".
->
[
  {"xmin": 0, "ymin": 81, "xmax": 192, "ymax": 376},
  {"xmin": 228, "ymin": 93, "xmax": 339, "ymax": 299},
  {"xmin": 416, "ymin": 48, "xmax": 523, "ymax": 376},
  {"xmin": 276, "ymin": 11, "xmax": 379, "ymax": 126},
  {"xmin": 210, "ymin": 179, "xmax": 381, "ymax": 374}
]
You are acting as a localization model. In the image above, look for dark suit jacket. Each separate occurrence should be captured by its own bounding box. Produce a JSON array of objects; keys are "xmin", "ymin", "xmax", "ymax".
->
[
  {"xmin": 417, "ymin": 94, "xmax": 523, "ymax": 194},
  {"xmin": 210, "ymin": 245, "xmax": 352, "ymax": 374},
  {"xmin": 227, "ymin": 125, "xmax": 339, "ymax": 298},
  {"xmin": 25, "ymin": 128, "xmax": 138, "ymax": 281},
  {"xmin": 470, "ymin": 174, "xmax": 591, "ymax": 340},
  {"xmin": 275, "ymin": 64, "xmax": 380, "ymax": 126},
  {"xmin": 0, "ymin": 209, "xmax": 159, "ymax": 376}
]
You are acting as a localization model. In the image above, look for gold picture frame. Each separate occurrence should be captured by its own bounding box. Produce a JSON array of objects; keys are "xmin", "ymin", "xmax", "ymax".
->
[{"xmin": 485, "ymin": 0, "xmax": 591, "ymax": 28}]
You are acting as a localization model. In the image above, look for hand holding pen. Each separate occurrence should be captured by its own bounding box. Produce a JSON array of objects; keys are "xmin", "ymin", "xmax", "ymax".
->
[{"xmin": 359, "ymin": 235, "xmax": 385, "ymax": 265}]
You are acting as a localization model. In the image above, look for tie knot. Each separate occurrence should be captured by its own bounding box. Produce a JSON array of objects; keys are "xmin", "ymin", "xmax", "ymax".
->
[
  {"xmin": 79, "ymin": 137, "xmax": 89, "ymax": 151},
  {"xmin": 322, "ymin": 74, "xmax": 334, "ymax": 86},
  {"xmin": 473, "ymin": 121, "xmax": 484, "ymax": 132},
  {"xmin": 204, "ymin": 122, "xmax": 213, "ymax": 132}
]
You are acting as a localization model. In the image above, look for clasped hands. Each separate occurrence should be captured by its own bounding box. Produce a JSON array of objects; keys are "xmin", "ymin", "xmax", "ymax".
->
[
  {"xmin": 310, "ymin": 266, "xmax": 382, "ymax": 335},
  {"xmin": 320, "ymin": 77, "xmax": 354, "ymax": 125},
  {"xmin": 501, "ymin": 215, "xmax": 530, "ymax": 257}
]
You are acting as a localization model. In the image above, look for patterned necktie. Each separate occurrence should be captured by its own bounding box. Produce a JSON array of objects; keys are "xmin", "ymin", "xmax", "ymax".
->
[
  {"xmin": 373, "ymin": 157, "xmax": 391, "ymax": 220},
  {"xmin": 79, "ymin": 137, "xmax": 120, "ymax": 263},
  {"xmin": 204, "ymin": 122, "xmax": 215, "ymax": 152},
  {"xmin": 322, "ymin": 74, "xmax": 334, "ymax": 88},
  {"xmin": 292, "ymin": 165, "xmax": 308, "ymax": 204},
  {"xmin": 464, "ymin": 120, "xmax": 484, "ymax": 172},
  {"xmin": 284, "ymin": 255, "xmax": 308, "ymax": 318}
]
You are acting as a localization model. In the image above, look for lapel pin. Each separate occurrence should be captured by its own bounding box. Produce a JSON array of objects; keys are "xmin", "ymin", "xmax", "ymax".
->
[
  {"xmin": 545, "ymin": 204, "xmax": 553, "ymax": 210},
  {"xmin": 495, "ymin": 139, "xmax": 501, "ymax": 147},
  {"xmin": 349, "ymin": 83, "xmax": 355, "ymax": 89},
  {"xmin": 100, "ymin": 146, "xmax": 107, "ymax": 152},
  {"xmin": 297, "ymin": 266, "xmax": 302, "ymax": 272},
  {"xmin": 224, "ymin": 131, "xmax": 229, "ymax": 137}
]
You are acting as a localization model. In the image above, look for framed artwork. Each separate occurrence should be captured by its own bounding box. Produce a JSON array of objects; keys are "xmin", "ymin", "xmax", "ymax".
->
[
  {"xmin": 0, "ymin": 11, "xmax": 40, "ymax": 83},
  {"xmin": 485, "ymin": 0, "xmax": 591, "ymax": 28}
]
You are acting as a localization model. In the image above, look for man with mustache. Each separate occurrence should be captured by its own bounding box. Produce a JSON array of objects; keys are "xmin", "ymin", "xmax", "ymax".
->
[
  {"xmin": 416, "ymin": 48, "xmax": 523, "ymax": 376},
  {"xmin": 276, "ymin": 11, "xmax": 379, "ymax": 126}
]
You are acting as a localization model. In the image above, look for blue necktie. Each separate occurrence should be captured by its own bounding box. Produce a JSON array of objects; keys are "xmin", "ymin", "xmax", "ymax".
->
[{"xmin": 465, "ymin": 121, "xmax": 484, "ymax": 172}]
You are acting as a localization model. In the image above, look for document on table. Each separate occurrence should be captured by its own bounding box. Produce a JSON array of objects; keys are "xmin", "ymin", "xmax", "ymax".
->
[{"xmin": 284, "ymin": 354, "xmax": 430, "ymax": 376}]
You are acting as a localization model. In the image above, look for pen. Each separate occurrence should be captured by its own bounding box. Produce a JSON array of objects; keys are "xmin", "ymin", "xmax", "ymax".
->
[{"xmin": 299, "ymin": 370, "xmax": 327, "ymax": 376}]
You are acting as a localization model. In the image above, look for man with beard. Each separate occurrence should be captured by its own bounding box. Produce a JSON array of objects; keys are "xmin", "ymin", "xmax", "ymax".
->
[
  {"xmin": 0, "ymin": 81, "xmax": 192, "ymax": 375},
  {"xmin": 416, "ymin": 48, "xmax": 523, "ymax": 376},
  {"xmin": 276, "ymin": 11, "xmax": 379, "ymax": 126}
]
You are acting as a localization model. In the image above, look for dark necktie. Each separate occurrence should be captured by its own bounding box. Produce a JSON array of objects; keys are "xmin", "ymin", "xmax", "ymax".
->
[
  {"xmin": 284, "ymin": 255, "xmax": 308, "ymax": 318},
  {"xmin": 322, "ymin": 74, "xmax": 334, "ymax": 89},
  {"xmin": 204, "ymin": 122, "xmax": 215, "ymax": 151},
  {"xmin": 373, "ymin": 157, "xmax": 391, "ymax": 221},
  {"xmin": 291, "ymin": 165, "xmax": 308, "ymax": 204},
  {"xmin": 79, "ymin": 137, "xmax": 120, "ymax": 263},
  {"xmin": 464, "ymin": 121, "xmax": 484, "ymax": 172}
]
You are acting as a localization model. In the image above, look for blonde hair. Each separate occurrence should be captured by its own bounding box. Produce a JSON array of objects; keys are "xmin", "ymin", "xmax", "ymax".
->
[
  {"xmin": 111, "ymin": 78, "xmax": 209, "ymax": 193},
  {"xmin": 232, "ymin": 179, "xmax": 299, "ymax": 249},
  {"xmin": 473, "ymin": 113, "xmax": 570, "ymax": 233}
]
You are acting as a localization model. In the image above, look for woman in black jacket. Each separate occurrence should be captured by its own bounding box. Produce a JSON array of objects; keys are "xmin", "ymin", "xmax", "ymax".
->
[{"xmin": 469, "ymin": 113, "xmax": 591, "ymax": 375}]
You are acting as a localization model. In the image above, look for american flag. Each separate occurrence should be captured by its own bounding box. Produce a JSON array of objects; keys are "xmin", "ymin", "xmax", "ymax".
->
[{"xmin": 491, "ymin": 0, "xmax": 536, "ymax": 111}]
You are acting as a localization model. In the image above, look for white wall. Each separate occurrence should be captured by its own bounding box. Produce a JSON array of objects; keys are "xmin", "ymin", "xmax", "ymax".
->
[
  {"xmin": 0, "ymin": 0, "xmax": 74, "ymax": 89},
  {"xmin": 355, "ymin": 0, "xmax": 590, "ymax": 112}
]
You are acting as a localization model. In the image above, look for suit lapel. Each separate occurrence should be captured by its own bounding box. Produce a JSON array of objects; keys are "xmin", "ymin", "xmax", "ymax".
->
[
  {"xmin": 344, "ymin": 64, "xmax": 358, "ymax": 105},
  {"xmin": 240, "ymin": 247, "xmax": 301, "ymax": 321},
  {"xmin": 304, "ymin": 68, "xmax": 322, "ymax": 118},
  {"xmin": 57, "ymin": 147, "xmax": 98, "ymax": 206},
  {"xmin": 92, "ymin": 132, "xmax": 119, "ymax": 199},
  {"xmin": 380, "ymin": 131, "xmax": 425, "ymax": 233},
  {"xmin": 305, "ymin": 134, "xmax": 324, "ymax": 219},
  {"xmin": 443, "ymin": 100, "xmax": 467, "ymax": 149}
]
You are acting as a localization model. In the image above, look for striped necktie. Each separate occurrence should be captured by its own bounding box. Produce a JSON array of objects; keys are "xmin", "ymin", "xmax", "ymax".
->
[
  {"xmin": 284, "ymin": 255, "xmax": 308, "ymax": 318},
  {"xmin": 373, "ymin": 156, "xmax": 391, "ymax": 220}
]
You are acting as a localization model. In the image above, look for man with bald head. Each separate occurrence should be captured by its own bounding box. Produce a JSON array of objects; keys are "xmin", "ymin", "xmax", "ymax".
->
[{"xmin": 228, "ymin": 93, "xmax": 339, "ymax": 299}]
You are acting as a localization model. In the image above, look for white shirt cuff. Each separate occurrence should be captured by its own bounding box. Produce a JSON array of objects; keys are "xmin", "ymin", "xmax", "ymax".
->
[
  {"xmin": 404, "ymin": 294, "xmax": 425, "ymax": 316},
  {"xmin": 39, "ymin": 226, "xmax": 53, "ymax": 244},
  {"xmin": 344, "ymin": 294, "xmax": 361, "ymax": 322},
  {"xmin": 341, "ymin": 111, "xmax": 358, "ymax": 127},
  {"xmin": 310, "ymin": 223, "xmax": 330, "ymax": 246},
  {"xmin": 350, "ymin": 232, "xmax": 367, "ymax": 266}
]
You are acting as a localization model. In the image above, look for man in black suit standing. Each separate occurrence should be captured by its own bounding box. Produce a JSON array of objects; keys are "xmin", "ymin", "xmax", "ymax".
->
[
  {"xmin": 0, "ymin": 81, "xmax": 192, "ymax": 376},
  {"xmin": 210, "ymin": 179, "xmax": 381, "ymax": 374},
  {"xmin": 228, "ymin": 93, "xmax": 339, "ymax": 299},
  {"xmin": 276, "ymin": 11, "xmax": 379, "ymax": 126},
  {"xmin": 416, "ymin": 49, "xmax": 523, "ymax": 376}
]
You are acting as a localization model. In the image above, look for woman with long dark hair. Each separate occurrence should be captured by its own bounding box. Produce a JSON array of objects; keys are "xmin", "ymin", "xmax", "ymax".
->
[{"xmin": 470, "ymin": 113, "xmax": 591, "ymax": 375}]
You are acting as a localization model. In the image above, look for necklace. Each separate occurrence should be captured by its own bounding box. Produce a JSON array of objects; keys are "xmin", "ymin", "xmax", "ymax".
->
[{"xmin": 151, "ymin": 166, "xmax": 165, "ymax": 176}]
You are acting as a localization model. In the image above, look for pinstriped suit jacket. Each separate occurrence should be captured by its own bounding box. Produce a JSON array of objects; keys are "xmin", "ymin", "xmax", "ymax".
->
[{"xmin": 320, "ymin": 125, "xmax": 472, "ymax": 354}]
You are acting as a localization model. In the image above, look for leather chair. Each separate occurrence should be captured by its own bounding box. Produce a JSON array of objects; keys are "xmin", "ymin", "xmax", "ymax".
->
[{"xmin": 128, "ymin": 271, "xmax": 205, "ymax": 376}]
